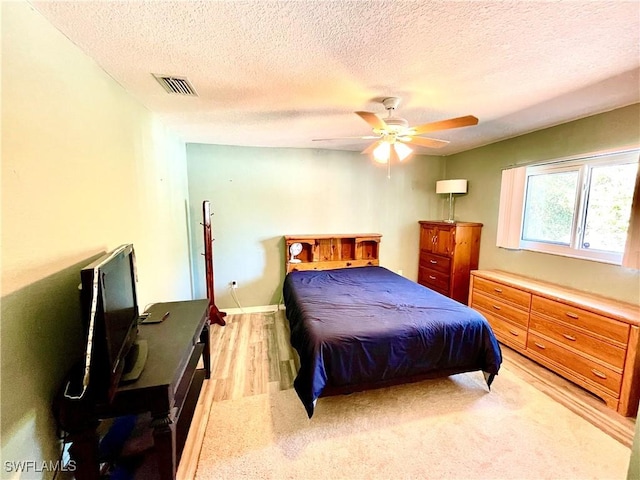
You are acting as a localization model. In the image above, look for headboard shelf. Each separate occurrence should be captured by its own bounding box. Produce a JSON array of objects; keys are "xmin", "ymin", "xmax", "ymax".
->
[{"xmin": 284, "ymin": 234, "xmax": 381, "ymax": 273}]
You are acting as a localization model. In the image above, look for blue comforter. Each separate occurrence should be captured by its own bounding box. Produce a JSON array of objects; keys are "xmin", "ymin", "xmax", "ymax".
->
[{"xmin": 283, "ymin": 266, "xmax": 502, "ymax": 417}]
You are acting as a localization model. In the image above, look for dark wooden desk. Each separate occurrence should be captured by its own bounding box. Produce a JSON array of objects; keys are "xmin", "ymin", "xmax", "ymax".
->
[{"xmin": 65, "ymin": 299, "xmax": 210, "ymax": 480}]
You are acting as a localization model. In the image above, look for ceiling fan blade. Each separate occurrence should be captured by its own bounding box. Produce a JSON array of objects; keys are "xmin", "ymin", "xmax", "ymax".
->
[
  {"xmin": 400, "ymin": 136, "xmax": 450, "ymax": 149},
  {"xmin": 355, "ymin": 111, "xmax": 388, "ymax": 131},
  {"xmin": 361, "ymin": 140, "xmax": 382, "ymax": 155},
  {"xmin": 410, "ymin": 115, "xmax": 478, "ymax": 136},
  {"xmin": 312, "ymin": 135, "xmax": 380, "ymax": 141}
]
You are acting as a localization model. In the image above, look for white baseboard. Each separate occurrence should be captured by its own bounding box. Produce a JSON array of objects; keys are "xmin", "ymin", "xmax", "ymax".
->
[{"xmin": 222, "ymin": 304, "xmax": 284, "ymax": 315}]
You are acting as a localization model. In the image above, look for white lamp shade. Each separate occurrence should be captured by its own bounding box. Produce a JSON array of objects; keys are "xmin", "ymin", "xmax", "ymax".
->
[
  {"xmin": 373, "ymin": 142, "xmax": 391, "ymax": 163},
  {"xmin": 394, "ymin": 142, "xmax": 413, "ymax": 161},
  {"xmin": 436, "ymin": 179, "xmax": 468, "ymax": 194}
]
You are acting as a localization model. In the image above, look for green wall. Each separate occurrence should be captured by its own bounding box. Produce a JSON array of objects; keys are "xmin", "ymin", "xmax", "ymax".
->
[
  {"xmin": 1, "ymin": 3, "xmax": 192, "ymax": 476},
  {"xmin": 186, "ymin": 144, "xmax": 446, "ymax": 308},
  {"xmin": 446, "ymin": 104, "xmax": 640, "ymax": 304},
  {"xmin": 629, "ymin": 405, "xmax": 640, "ymax": 479}
]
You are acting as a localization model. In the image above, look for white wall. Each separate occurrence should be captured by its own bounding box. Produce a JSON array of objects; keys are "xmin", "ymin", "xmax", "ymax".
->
[
  {"xmin": 186, "ymin": 144, "xmax": 446, "ymax": 308},
  {"xmin": 1, "ymin": 2, "xmax": 192, "ymax": 475}
]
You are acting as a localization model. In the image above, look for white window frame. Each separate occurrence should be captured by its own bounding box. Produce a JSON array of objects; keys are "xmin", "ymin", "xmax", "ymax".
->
[{"xmin": 518, "ymin": 149, "xmax": 639, "ymax": 264}]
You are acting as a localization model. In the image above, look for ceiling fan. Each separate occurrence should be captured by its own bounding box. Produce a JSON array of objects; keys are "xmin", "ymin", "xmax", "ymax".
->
[{"xmin": 314, "ymin": 97, "xmax": 478, "ymax": 165}]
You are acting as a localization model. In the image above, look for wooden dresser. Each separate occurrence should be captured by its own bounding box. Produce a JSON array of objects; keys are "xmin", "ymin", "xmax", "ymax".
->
[
  {"xmin": 418, "ymin": 221, "xmax": 482, "ymax": 304},
  {"xmin": 469, "ymin": 270, "xmax": 640, "ymax": 417},
  {"xmin": 284, "ymin": 234, "xmax": 381, "ymax": 274}
]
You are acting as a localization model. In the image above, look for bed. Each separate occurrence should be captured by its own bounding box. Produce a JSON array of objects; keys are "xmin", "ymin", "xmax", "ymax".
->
[{"xmin": 283, "ymin": 266, "xmax": 502, "ymax": 417}]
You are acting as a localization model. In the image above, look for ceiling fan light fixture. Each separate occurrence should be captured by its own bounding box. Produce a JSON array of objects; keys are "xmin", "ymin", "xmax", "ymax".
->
[
  {"xmin": 395, "ymin": 142, "xmax": 413, "ymax": 161},
  {"xmin": 371, "ymin": 141, "xmax": 412, "ymax": 164},
  {"xmin": 348, "ymin": 98, "xmax": 477, "ymax": 168},
  {"xmin": 373, "ymin": 141, "xmax": 391, "ymax": 163}
]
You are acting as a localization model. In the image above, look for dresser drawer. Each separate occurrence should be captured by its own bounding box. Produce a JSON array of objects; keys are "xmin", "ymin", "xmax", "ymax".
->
[
  {"xmin": 527, "ymin": 332, "xmax": 622, "ymax": 397},
  {"xmin": 471, "ymin": 269, "xmax": 639, "ymax": 417},
  {"xmin": 418, "ymin": 281, "xmax": 448, "ymax": 297},
  {"xmin": 418, "ymin": 266, "xmax": 449, "ymax": 294},
  {"xmin": 472, "ymin": 277, "xmax": 531, "ymax": 309},
  {"xmin": 529, "ymin": 314, "xmax": 627, "ymax": 369},
  {"xmin": 477, "ymin": 307, "xmax": 527, "ymax": 349},
  {"xmin": 531, "ymin": 296, "xmax": 629, "ymax": 346},
  {"xmin": 471, "ymin": 290, "xmax": 529, "ymax": 328},
  {"xmin": 419, "ymin": 251, "xmax": 450, "ymax": 275}
]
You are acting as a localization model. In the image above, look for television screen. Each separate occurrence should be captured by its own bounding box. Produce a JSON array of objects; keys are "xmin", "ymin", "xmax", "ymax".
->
[
  {"xmin": 78, "ymin": 244, "xmax": 140, "ymax": 403},
  {"xmin": 100, "ymin": 246, "xmax": 138, "ymax": 373}
]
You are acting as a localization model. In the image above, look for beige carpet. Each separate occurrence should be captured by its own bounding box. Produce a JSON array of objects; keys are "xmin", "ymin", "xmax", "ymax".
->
[{"xmin": 195, "ymin": 364, "xmax": 630, "ymax": 479}]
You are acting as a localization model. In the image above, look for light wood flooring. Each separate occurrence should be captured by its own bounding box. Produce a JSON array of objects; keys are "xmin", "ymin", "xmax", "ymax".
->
[
  {"xmin": 178, "ymin": 309, "xmax": 636, "ymax": 479},
  {"xmin": 208, "ymin": 309, "xmax": 299, "ymax": 399}
]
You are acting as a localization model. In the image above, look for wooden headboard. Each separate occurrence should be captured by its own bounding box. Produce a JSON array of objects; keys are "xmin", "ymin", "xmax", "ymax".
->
[{"xmin": 284, "ymin": 234, "xmax": 381, "ymax": 273}]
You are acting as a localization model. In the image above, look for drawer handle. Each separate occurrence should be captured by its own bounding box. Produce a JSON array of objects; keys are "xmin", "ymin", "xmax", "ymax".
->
[
  {"xmin": 430, "ymin": 260, "xmax": 438, "ymax": 264},
  {"xmin": 429, "ymin": 275, "xmax": 437, "ymax": 280},
  {"xmin": 346, "ymin": 262, "xmax": 352, "ymax": 266},
  {"xmin": 494, "ymin": 288, "xmax": 503, "ymax": 293},
  {"xmin": 562, "ymin": 333, "xmax": 576, "ymax": 341},
  {"xmin": 492, "ymin": 305, "xmax": 501, "ymax": 310},
  {"xmin": 565, "ymin": 312, "xmax": 579, "ymax": 319},
  {"xmin": 534, "ymin": 342, "xmax": 546, "ymax": 350},
  {"xmin": 508, "ymin": 330, "xmax": 519, "ymax": 337},
  {"xmin": 591, "ymin": 369, "xmax": 607, "ymax": 380}
]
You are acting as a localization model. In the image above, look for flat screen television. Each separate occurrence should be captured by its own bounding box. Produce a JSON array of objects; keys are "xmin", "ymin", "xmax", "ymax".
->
[{"xmin": 73, "ymin": 244, "xmax": 147, "ymax": 404}]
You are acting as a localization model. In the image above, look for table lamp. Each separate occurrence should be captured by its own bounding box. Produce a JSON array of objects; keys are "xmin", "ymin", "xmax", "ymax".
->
[{"xmin": 436, "ymin": 179, "xmax": 468, "ymax": 222}]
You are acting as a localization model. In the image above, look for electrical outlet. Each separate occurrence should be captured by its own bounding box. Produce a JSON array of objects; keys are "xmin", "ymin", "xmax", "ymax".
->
[{"xmin": 231, "ymin": 280, "xmax": 238, "ymax": 289}]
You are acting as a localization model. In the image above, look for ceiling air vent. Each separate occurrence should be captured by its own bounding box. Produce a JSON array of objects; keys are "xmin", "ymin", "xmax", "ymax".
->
[{"xmin": 152, "ymin": 74, "xmax": 198, "ymax": 96}]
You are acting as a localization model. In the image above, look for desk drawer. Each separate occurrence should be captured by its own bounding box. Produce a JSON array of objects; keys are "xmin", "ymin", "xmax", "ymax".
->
[
  {"xmin": 472, "ymin": 277, "xmax": 531, "ymax": 308},
  {"xmin": 471, "ymin": 290, "xmax": 529, "ymax": 328},
  {"xmin": 527, "ymin": 332, "xmax": 621, "ymax": 397},
  {"xmin": 531, "ymin": 296, "xmax": 629, "ymax": 346},
  {"xmin": 529, "ymin": 314, "xmax": 626, "ymax": 369}
]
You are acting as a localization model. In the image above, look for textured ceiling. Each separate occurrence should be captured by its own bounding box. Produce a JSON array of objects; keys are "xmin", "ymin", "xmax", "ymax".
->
[{"xmin": 31, "ymin": 1, "xmax": 640, "ymax": 155}]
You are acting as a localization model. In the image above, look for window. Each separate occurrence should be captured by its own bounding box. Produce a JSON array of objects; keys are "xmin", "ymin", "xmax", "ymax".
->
[{"xmin": 499, "ymin": 149, "xmax": 639, "ymax": 265}]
